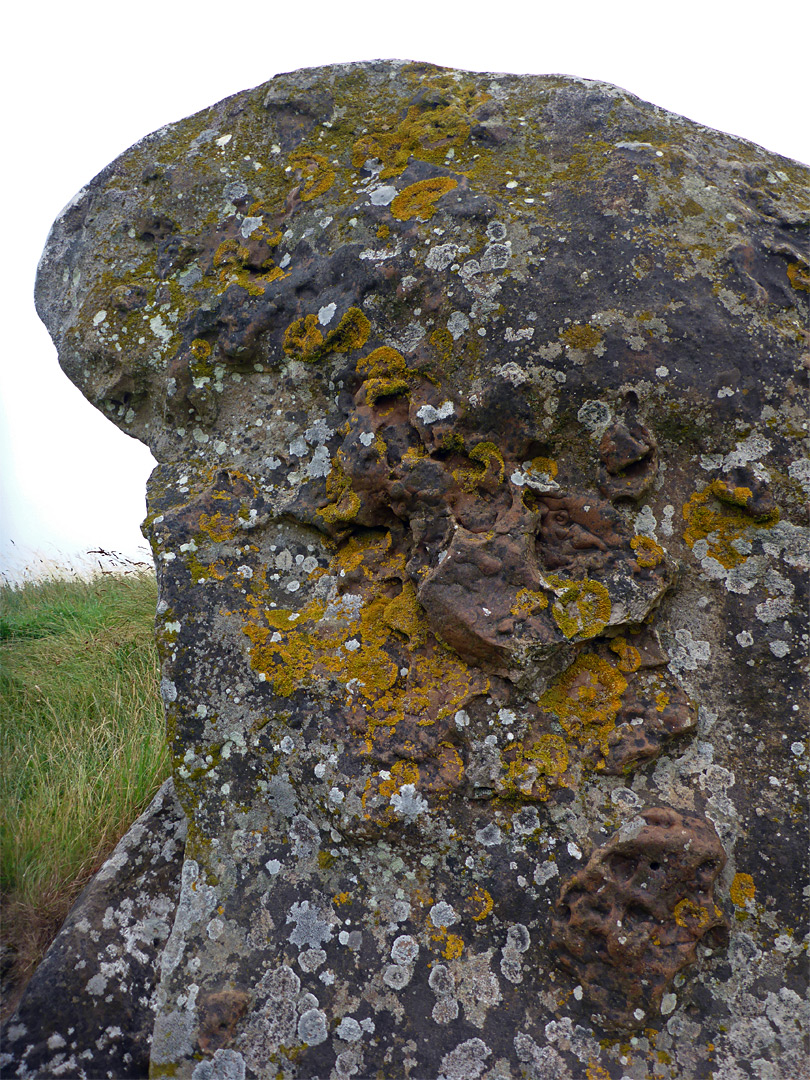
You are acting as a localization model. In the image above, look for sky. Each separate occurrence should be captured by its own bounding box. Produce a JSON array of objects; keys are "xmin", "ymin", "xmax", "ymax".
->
[{"xmin": 2, "ymin": 0, "xmax": 808, "ymax": 581}]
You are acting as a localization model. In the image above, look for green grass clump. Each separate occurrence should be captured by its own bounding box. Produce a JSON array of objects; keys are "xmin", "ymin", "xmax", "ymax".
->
[{"xmin": 0, "ymin": 566, "xmax": 169, "ymax": 1008}]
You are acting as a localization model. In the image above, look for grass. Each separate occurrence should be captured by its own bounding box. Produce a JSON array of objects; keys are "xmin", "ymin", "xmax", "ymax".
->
[{"xmin": 0, "ymin": 560, "xmax": 170, "ymax": 1017}]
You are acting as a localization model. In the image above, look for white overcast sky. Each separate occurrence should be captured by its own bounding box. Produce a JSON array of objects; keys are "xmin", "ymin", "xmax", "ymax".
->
[{"xmin": 1, "ymin": 0, "xmax": 808, "ymax": 580}]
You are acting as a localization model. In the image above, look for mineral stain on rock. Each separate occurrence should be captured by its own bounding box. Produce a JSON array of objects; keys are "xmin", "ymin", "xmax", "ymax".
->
[{"xmin": 8, "ymin": 59, "xmax": 808, "ymax": 1079}]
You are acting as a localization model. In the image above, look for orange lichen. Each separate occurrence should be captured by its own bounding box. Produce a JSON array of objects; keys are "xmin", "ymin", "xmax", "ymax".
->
[
  {"xmin": 730, "ymin": 872, "xmax": 756, "ymax": 907},
  {"xmin": 683, "ymin": 480, "xmax": 779, "ymax": 568},
  {"xmin": 543, "ymin": 576, "xmax": 612, "ymax": 640},
  {"xmin": 540, "ymin": 654, "xmax": 627, "ymax": 758},
  {"xmin": 630, "ymin": 535, "xmax": 664, "ymax": 568},
  {"xmin": 391, "ymin": 177, "xmax": 459, "ymax": 221},
  {"xmin": 288, "ymin": 150, "xmax": 335, "ymax": 201}
]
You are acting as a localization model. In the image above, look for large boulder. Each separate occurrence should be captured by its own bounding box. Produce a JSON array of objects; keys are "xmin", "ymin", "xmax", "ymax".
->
[
  {"xmin": 34, "ymin": 61, "xmax": 808, "ymax": 1079},
  {"xmin": 0, "ymin": 779, "xmax": 186, "ymax": 1078}
]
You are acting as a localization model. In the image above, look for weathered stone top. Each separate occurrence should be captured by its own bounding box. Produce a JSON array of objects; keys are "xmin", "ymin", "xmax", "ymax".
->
[
  {"xmin": 36, "ymin": 60, "xmax": 808, "ymax": 464},
  {"xmin": 32, "ymin": 62, "xmax": 809, "ymax": 1080}
]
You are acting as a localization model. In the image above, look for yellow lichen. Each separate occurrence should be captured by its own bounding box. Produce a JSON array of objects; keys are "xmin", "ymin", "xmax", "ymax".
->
[
  {"xmin": 283, "ymin": 313, "xmax": 323, "ymax": 359},
  {"xmin": 443, "ymin": 933, "xmax": 464, "ymax": 959},
  {"xmin": 288, "ymin": 150, "xmax": 335, "ymax": 201},
  {"xmin": 391, "ymin": 177, "xmax": 459, "ymax": 222},
  {"xmin": 190, "ymin": 338, "xmax": 212, "ymax": 361},
  {"xmin": 351, "ymin": 77, "xmax": 487, "ymax": 179},
  {"xmin": 430, "ymin": 327, "xmax": 454, "ymax": 364},
  {"xmin": 543, "ymin": 576, "xmax": 612, "ymax": 639},
  {"xmin": 319, "ymin": 457, "xmax": 362, "ymax": 526},
  {"xmin": 198, "ymin": 511, "xmax": 237, "ymax": 543},
  {"xmin": 511, "ymin": 588, "xmax": 549, "ymax": 620},
  {"xmin": 586, "ymin": 1063, "xmax": 611, "ymax": 1080},
  {"xmin": 540, "ymin": 654, "xmax": 627, "ymax": 758},
  {"xmin": 240, "ymin": 530, "xmax": 485, "ymax": 748},
  {"xmin": 213, "ymin": 239, "xmax": 246, "ymax": 267},
  {"xmin": 383, "ymin": 581, "xmax": 428, "ymax": 650},
  {"xmin": 505, "ymin": 732, "xmax": 570, "ymax": 800},
  {"xmin": 730, "ymin": 872, "xmax": 756, "ymax": 907},
  {"xmin": 630, "ymin": 535, "xmax": 664, "ymax": 568},
  {"xmin": 284, "ymin": 308, "xmax": 371, "ymax": 363},
  {"xmin": 674, "ymin": 897, "xmax": 715, "ymax": 931},
  {"xmin": 561, "ymin": 324, "xmax": 602, "ymax": 351},
  {"xmin": 470, "ymin": 886, "xmax": 493, "ymax": 921},
  {"xmin": 453, "ymin": 441, "xmax": 505, "ymax": 492},
  {"xmin": 609, "ymin": 637, "xmax": 642, "ymax": 673},
  {"xmin": 786, "ymin": 261, "xmax": 810, "ymax": 291},
  {"xmin": 683, "ymin": 481, "xmax": 779, "ymax": 569},
  {"xmin": 527, "ymin": 456, "xmax": 558, "ymax": 479},
  {"xmin": 323, "ymin": 307, "xmax": 372, "ymax": 354}
]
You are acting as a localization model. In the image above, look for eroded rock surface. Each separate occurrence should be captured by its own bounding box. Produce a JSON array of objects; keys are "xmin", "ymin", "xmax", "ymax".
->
[
  {"xmin": 550, "ymin": 806, "xmax": 728, "ymax": 1030},
  {"xmin": 32, "ymin": 61, "xmax": 809, "ymax": 1079},
  {"xmin": 0, "ymin": 779, "xmax": 186, "ymax": 1079}
]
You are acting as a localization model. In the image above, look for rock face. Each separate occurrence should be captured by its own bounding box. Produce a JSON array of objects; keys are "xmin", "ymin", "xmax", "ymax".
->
[
  {"xmin": 33, "ymin": 61, "xmax": 809, "ymax": 1079},
  {"xmin": 0, "ymin": 779, "xmax": 186, "ymax": 1079}
]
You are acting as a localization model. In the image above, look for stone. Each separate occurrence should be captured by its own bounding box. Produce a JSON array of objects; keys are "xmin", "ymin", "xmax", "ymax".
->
[
  {"xmin": 0, "ymin": 779, "xmax": 186, "ymax": 1078},
  {"xmin": 550, "ymin": 806, "xmax": 728, "ymax": 1030},
  {"xmin": 33, "ymin": 61, "xmax": 808, "ymax": 1079}
]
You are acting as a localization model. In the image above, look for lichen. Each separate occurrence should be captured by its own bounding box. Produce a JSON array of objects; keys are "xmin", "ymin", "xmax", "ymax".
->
[
  {"xmin": 543, "ymin": 576, "xmax": 612, "ymax": 640},
  {"xmin": 729, "ymin": 872, "xmax": 756, "ymax": 907},
  {"xmin": 630, "ymin": 535, "xmax": 664, "ymax": 568},
  {"xmin": 683, "ymin": 481, "xmax": 779, "ymax": 568},
  {"xmin": 283, "ymin": 307, "xmax": 371, "ymax": 363},
  {"xmin": 287, "ymin": 150, "xmax": 336, "ymax": 202},
  {"xmin": 391, "ymin": 177, "xmax": 459, "ymax": 222},
  {"xmin": 539, "ymin": 653, "xmax": 627, "ymax": 759}
]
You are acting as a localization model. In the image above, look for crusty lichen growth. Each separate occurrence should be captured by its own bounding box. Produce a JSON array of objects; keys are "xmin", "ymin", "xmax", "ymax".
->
[
  {"xmin": 543, "ymin": 576, "xmax": 612, "ymax": 640},
  {"xmin": 391, "ymin": 177, "xmax": 459, "ymax": 221},
  {"xmin": 288, "ymin": 150, "xmax": 336, "ymax": 201},
  {"xmin": 539, "ymin": 653, "xmax": 628, "ymax": 761},
  {"xmin": 283, "ymin": 307, "xmax": 371, "ymax": 363},
  {"xmin": 682, "ymin": 480, "xmax": 779, "ymax": 568},
  {"xmin": 630, "ymin": 534, "xmax": 664, "ymax": 568}
]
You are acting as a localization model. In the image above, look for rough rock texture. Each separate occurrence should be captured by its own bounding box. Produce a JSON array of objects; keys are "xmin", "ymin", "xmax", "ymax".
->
[
  {"xmin": 32, "ymin": 61, "xmax": 809, "ymax": 1079},
  {"xmin": 0, "ymin": 779, "xmax": 186, "ymax": 1078}
]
